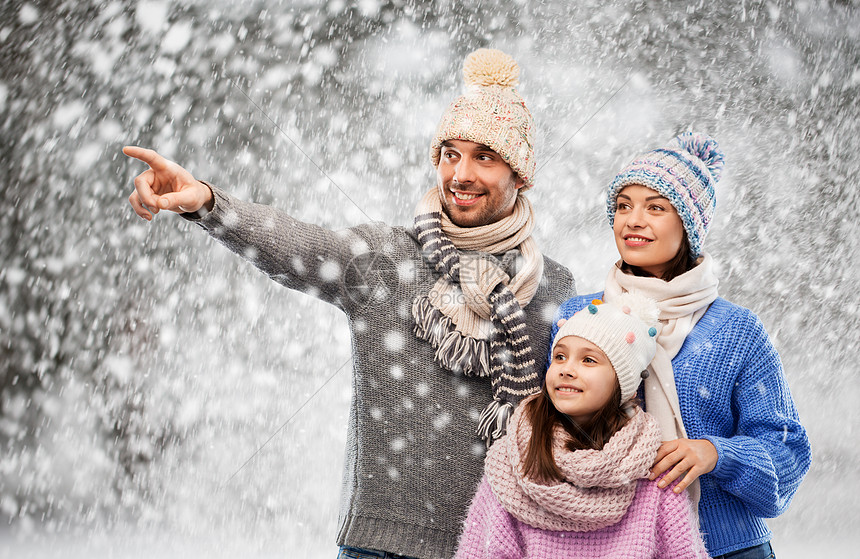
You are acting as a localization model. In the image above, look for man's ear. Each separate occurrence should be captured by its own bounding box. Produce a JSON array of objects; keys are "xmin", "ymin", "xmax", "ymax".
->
[{"xmin": 514, "ymin": 175, "xmax": 526, "ymax": 191}]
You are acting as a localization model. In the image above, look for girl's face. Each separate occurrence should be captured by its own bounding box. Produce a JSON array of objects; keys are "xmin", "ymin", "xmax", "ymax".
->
[
  {"xmin": 546, "ymin": 336, "xmax": 618, "ymax": 425},
  {"xmin": 613, "ymin": 184, "xmax": 686, "ymax": 278}
]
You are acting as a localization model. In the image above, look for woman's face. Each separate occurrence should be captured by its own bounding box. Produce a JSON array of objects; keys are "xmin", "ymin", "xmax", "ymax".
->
[{"xmin": 613, "ymin": 184, "xmax": 686, "ymax": 278}]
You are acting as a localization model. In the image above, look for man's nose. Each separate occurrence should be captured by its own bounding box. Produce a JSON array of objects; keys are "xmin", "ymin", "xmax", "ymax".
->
[{"xmin": 454, "ymin": 157, "xmax": 476, "ymax": 184}]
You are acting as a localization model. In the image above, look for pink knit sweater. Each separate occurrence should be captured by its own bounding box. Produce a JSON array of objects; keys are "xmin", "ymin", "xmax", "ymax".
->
[
  {"xmin": 456, "ymin": 475, "xmax": 708, "ymax": 558},
  {"xmin": 455, "ymin": 396, "xmax": 708, "ymax": 558}
]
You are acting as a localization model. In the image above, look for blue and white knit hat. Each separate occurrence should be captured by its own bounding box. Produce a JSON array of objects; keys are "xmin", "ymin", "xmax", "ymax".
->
[{"xmin": 605, "ymin": 132, "xmax": 725, "ymax": 258}]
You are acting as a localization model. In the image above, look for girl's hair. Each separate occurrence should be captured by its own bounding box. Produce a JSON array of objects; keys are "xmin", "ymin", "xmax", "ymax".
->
[
  {"xmin": 621, "ymin": 231, "xmax": 696, "ymax": 282},
  {"xmin": 520, "ymin": 381, "xmax": 635, "ymax": 483}
]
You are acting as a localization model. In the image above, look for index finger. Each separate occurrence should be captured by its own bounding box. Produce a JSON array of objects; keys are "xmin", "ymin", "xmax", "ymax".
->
[
  {"xmin": 649, "ymin": 442, "xmax": 680, "ymax": 481},
  {"xmin": 653, "ymin": 440, "xmax": 677, "ymax": 465},
  {"xmin": 123, "ymin": 146, "xmax": 169, "ymax": 171}
]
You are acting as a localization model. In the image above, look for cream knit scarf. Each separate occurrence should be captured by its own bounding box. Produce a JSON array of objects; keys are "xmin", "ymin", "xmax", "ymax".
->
[
  {"xmin": 485, "ymin": 394, "xmax": 662, "ymax": 531},
  {"xmin": 603, "ymin": 253, "xmax": 719, "ymax": 511},
  {"xmin": 412, "ymin": 187, "xmax": 544, "ymax": 444}
]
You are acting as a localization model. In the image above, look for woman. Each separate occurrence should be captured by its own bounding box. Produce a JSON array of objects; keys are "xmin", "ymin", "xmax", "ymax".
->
[{"xmin": 551, "ymin": 132, "xmax": 811, "ymax": 558}]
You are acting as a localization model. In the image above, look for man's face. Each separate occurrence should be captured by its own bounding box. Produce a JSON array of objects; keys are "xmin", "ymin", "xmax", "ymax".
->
[{"xmin": 435, "ymin": 139, "xmax": 525, "ymax": 228}]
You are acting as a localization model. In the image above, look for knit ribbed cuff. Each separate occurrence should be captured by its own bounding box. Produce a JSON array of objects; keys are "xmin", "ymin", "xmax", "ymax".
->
[
  {"xmin": 180, "ymin": 183, "xmax": 233, "ymax": 231},
  {"xmin": 704, "ymin": 435, "xmax": 744, "ymax": 481}
]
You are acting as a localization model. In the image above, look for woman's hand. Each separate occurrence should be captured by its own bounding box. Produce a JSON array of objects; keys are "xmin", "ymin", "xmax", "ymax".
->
[{"xmin": 649, "ymin": 438, "xmax": 718, "ymax": 493}]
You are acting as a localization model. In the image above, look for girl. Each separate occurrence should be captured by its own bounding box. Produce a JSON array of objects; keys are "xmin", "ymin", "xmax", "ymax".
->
[
  {"xmin": 552, "ymin": 132, "xmax": 811, "ymax": 558},
  {"xmin": 455, "ymin": 293, "xmax": 709, "ymax": 558}
]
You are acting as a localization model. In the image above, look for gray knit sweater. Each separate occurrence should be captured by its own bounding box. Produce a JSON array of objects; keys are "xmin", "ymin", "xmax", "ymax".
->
[{"xmin": 186, "ymin": 186, "xmax": 575, "ymax": 559}]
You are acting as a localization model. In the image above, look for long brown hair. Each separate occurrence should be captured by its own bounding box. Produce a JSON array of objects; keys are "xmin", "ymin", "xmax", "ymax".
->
[
  {"xmin": 520, "ymin": 382, "xmax": 635, "ymax": 484},
  {"xmin": 622, "ymin": 231, "xmax": 697, "ymax": 282}
]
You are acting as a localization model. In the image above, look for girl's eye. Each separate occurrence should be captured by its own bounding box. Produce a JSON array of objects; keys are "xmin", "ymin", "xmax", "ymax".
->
[
  {"xmin": 554, "ymin": 353, "xmax": 566, "ymax": 361},
  {"xmin": 583, "ymin": 356, "xmax": 596, "ymax": 364}
]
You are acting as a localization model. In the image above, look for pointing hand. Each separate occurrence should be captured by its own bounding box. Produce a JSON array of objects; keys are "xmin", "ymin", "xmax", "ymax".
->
[{"xmin": 123, "ymin": 146, "xmax": 213, "ymax": 220}]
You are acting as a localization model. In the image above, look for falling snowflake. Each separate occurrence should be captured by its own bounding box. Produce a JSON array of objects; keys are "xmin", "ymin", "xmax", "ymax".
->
[
  {"xmin": 415, "ymin": 382, "xmax": 430, "ymax": 397},
  {"xmin": 383, "ymin": 330, "xmax": 405, "ymax": 352},
  {"xmin": 389, "ymin": 437, "xmax": 406, "ymax": 453},
  {"xmin": 432, "ymin": 412, "xmax": 451, "ymax": 431},
  {"xmin": 318, "ymin": 260, "xmax": 341, "ymax": 282}
]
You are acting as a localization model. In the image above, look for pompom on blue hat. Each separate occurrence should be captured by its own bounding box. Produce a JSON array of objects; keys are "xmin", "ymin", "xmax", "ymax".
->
[{"xmin": 606, "ymin": 132, "xmax": 725, "ymax": 258}]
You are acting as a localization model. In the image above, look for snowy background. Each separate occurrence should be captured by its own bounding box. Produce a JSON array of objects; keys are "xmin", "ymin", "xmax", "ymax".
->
[{"xmin": 1, "ymin": 0, "xmax": 858, "ymax": 557}]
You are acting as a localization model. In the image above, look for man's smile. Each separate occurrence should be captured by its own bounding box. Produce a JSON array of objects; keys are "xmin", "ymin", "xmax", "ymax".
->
[{"xmin": 450, "ymin": 188, "xmax": 484, "ymax": 206}]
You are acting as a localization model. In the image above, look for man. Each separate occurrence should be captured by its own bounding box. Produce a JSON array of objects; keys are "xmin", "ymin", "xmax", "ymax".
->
[{"xmin": 125, "ymin": 48, "xmax": 574, "ymax": 559}]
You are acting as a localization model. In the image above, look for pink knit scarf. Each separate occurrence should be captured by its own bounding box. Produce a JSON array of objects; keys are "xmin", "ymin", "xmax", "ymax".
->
[{"xmin": 485, "ymin": 394, "xmax": 662, "ymax": 532}]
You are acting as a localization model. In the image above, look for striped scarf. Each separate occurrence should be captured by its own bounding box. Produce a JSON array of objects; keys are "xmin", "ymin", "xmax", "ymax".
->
[{"xmin": 412, "ymin": 187, "xmax": 544, "ymax": 445}]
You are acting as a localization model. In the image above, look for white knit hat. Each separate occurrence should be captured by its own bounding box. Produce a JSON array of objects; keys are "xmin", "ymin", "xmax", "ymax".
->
[{"xmin": 551, "ymin": 293, "xmax": 659, "ymax": 403}]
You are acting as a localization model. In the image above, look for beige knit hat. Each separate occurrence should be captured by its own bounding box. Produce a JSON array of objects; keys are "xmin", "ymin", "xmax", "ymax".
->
[
  {"xmin": 429, "ymin": 48, "xmax": 536, "ymax": 189},
  {"xmin": 551, "ymin": 293, "xmax": 659, "ymax": 404}
]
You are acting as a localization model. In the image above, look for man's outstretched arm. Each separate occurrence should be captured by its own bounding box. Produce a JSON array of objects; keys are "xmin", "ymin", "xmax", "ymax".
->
[{"xmin": 123, "ymin": 146, "xmax": 389, "ymax": 312}]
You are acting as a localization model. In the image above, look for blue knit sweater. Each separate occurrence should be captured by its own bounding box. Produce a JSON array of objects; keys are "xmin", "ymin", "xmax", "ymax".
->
[{"xmin": 551, "ymin": 293, "xmax": 811, "ymax": 557}]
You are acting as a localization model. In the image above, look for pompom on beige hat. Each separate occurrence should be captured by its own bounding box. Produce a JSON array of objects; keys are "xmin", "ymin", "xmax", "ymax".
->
[{"xmin": 429, "ymin": 48, "xmax": 536, "ymax": 190}]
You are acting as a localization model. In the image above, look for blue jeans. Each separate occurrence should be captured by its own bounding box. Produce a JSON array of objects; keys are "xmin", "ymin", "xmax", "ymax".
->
[
  {"xmin": 714, "ymin": 541, "xmax": 775, "ymax": 559},
  {"xmin": 337, "ymin": 546, "xmax": 419, "ymax": 559}
]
